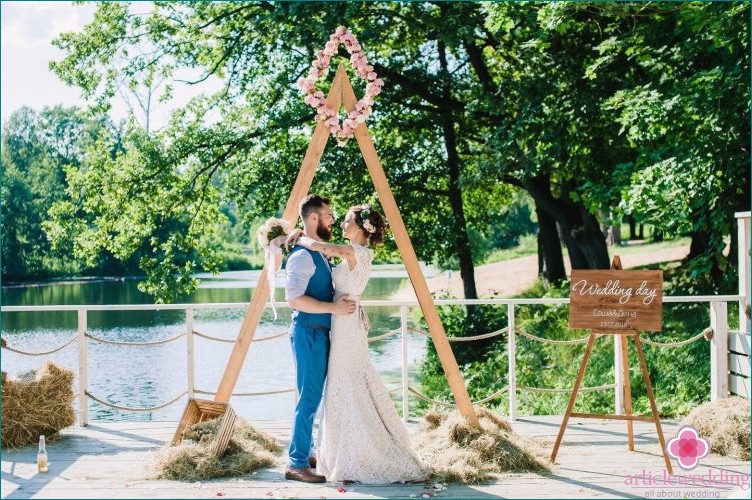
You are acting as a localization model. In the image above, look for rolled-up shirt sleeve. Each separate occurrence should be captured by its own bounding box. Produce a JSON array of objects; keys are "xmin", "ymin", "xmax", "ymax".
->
[{"xmin": 285, "ymin": 250, "xmax": 315, "ymax": 300}]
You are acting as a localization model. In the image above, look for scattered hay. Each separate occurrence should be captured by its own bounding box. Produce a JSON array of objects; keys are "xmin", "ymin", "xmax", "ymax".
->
[
  {"xmin": 153, "ymin": 418, "xmax": 282, "ymax": 481},
  {"xmin": 681, "ymin": 397, "xmax": 750, "ymax": 461},
  {"xmin": 413, "ymin": 407, "xmax": 550, "ymax": 484},
  {"xmin": 1, "ymin": 361, "xmax": 76, "ymax": 449}
]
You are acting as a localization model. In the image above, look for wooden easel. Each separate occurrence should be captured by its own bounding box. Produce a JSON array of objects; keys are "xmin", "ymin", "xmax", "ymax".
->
[
  {"xmin": 173, "ymin": 63, "xmax": 479, "ymax": 454},
  {"xmin": 550, "ymin": 256, "xmax": 673, "ymax": 474}
]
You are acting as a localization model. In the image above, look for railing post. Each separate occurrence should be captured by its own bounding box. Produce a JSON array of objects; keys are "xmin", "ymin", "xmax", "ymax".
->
[
  {"xmin": 400, "ymin": 306, "xmax": 409, "ymax": 423},
  {"xmin": 508, "ymin": 303, "xmax": 517, "ymax": 421},
  {"xmin": 77, "ymin": 307, "xmax": 88, "ymax": 427},
  {"xmin": 186, "ymin": 308, "xmax": 195, "ymax": 399},
  {"xmin": 710, "ymin": 301, "xmax": 729, "ymax": 400},
  {"xmin": 737, "ymin": 212, "xmax": 751, "ymax": 334},
  {"xmin": 614, "ymin": 335, "xmax": 624, "ymax": 415}
]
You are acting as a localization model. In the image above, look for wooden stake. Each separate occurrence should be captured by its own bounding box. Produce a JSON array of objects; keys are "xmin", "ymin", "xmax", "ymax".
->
[
  {"xmin": 620, "ymin": 335, "xmax": 635, "ymax": 450},
  {"xmin": 550, "ymin": 332, "xmax": 597, "ymax": 462},
  {"xmin": 341, "ymin": 68, "xmax": 479, "ymax": 427},
  {"xmin": 612, "ymin": 255, "xmax": 635, "ymax": 450},
  {"xmin": 632, "ymin": 332, "xmax": 673, "ymax": 474}
]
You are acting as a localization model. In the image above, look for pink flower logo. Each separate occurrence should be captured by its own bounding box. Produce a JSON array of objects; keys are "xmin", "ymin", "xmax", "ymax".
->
[{"xmin": 666, "ymin": 425, "xmax": 710, "ymax": 471}]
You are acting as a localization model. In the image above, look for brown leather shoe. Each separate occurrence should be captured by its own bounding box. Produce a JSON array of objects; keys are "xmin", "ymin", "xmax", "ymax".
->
[
  {"xmin": 308, "ymin": 456, "xmax": 317, "ymax": 469},
  {"xmin": 285, "ymin": 466, "xmax": 326, "ymax": 483}
]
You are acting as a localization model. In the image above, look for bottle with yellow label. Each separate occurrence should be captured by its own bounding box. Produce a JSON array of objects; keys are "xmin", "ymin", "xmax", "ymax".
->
[{"xmin": 37, "ymin": 435, "xmax": 48, "ymax": 473}]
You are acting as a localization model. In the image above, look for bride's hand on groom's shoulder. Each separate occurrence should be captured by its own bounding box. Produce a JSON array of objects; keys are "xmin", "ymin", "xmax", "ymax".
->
[{"xmin": 285, "ymin": 228, "xmax": 304, "ymax": 249}]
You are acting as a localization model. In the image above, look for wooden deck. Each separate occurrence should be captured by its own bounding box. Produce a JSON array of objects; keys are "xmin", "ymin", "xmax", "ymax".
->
[{"xmin": 2, "ymin": 416, "xmax": 749, "ymax": 499}]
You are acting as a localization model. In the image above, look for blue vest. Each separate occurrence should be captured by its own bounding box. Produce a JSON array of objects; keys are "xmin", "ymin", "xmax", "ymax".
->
[{"xmin": 289, "ymin": 246, "xmax": 333, "ymax": 329}]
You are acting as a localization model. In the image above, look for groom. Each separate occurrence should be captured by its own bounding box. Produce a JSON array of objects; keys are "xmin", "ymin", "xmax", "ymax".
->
[{"xmin": 284, "ymin": 194, "xmax": 355, "ymax": 483}]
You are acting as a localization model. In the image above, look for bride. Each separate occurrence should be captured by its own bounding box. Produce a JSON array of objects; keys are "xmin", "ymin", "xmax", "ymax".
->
[{"xmin": 287, "ymin": 204, "xmax": 430, "ymax": 484}]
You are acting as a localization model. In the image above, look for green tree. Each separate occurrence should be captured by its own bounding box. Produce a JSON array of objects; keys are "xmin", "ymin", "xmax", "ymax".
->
[
  {"xmin": 49, "ymin": 1, "xmax": 517, "ymax": 306},
  {"xmin": 48, "ymin": 1, "xmax": 749, "ymax": 305},
  {"xmin": 1, "ymin": 105, "xmax": 117, "ymax": 279}
]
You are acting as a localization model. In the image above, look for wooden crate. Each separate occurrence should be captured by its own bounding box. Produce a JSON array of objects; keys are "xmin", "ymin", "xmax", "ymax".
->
[{"xmin": 171, "ymin": 398, "xmax": 237, "ymax": 458}]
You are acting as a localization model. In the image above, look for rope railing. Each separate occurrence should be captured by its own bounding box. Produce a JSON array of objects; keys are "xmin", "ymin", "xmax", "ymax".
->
[
  {"xmin": 408, "ymin": 382, "xmax": 614, "ymax": 408},
  {"xmin": 408, "ymin": 385, "xmax": 510, "ymax": 407},
  {"xmin": 86, "ymin": 331, "xmax": 185, "ymax": 346},
  {"xmin": 519, "ymin": 383, "xmax": 615, "ymax": 394},
  {"xmin": 0, "ymin": 334, "xmax": 78, "ymax": 355},
  {"xmin": 194, "ymin": 387, "xmax": 295, "ymax": 397},
  {"xmin": 406, "ymin": 326, "xmax": 507, "ymax": 342},
  {"xmin": 514, "ymin": 327, "xmax": 591, "ymax": 345},
  {"xmin": 1, "ymin": 295, "xmax": 737, "ymax": 425},
  {"xmin": 408, "ymin": 324, "xmax": 710, "ymax": 348},
  {"xmin": 641, "ymin": 328, "xmax": 712, "ymax": 348},
  {"xmin": 192, "ymin": 330, "xmax": 288, "ymax": 343},
  {"xmin": 85, "ymin": 389, "xmax": 187, "ymax": 412},
  {"xmin": 367, "ymin": 328, "xmax": 401, "ymax": 343}
]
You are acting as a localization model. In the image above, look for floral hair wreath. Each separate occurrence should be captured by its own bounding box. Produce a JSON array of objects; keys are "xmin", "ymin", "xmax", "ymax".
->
[
  {"xmin": 358, "ymin": 207, "xmax": 376, "ymax": 234},
  {"xmin": 297, "ymin": 26, "xmax": 384, "ymax": 146}
]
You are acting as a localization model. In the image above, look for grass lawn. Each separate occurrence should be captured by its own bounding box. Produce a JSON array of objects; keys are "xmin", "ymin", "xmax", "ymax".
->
[{"xmin": 483, "ymin": 234, "xmax": 690, "ymax": 266}]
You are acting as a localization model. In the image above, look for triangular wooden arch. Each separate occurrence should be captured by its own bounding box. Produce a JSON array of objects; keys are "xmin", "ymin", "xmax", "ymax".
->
[{"xmin": 212, "ymin": 64, "xmax": 479, "ymax": 426}]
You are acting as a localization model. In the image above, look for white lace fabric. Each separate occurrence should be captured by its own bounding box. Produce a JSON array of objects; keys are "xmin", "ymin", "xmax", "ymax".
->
[{"xmin": 317, "ymin": 244, "xmax": 429, "ymax": 483}]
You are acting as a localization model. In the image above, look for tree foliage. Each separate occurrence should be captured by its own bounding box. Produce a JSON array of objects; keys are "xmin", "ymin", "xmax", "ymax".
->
[{"xmin": 25, "ymin": 0, "xmax": 750, "ymax": 301}]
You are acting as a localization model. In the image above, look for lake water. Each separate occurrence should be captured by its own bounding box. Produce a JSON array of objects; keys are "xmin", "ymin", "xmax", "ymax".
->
[{"xmin": 1, "ymin": 266, "xmax": 437, "ymax": 422}]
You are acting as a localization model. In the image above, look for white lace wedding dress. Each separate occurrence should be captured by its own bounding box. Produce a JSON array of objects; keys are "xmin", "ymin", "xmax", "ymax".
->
[{"xmin": 317, "ymin": 244, "xmax": 429, "ymax": 483}]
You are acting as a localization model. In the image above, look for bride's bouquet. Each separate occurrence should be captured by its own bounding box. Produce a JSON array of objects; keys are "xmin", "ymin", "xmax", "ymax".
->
[
  {"xmin": 256, "ymin": 217, "xmax": 293, "ymax": 319},
  {"xmin": 256, "ymin": 217, "xmax": 292, "ymax": 250}
]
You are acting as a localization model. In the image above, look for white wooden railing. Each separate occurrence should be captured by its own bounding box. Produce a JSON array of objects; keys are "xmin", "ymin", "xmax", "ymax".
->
[
  {"xmin": 2, "ymin": 212, "xmax": 749, "ymax": 424},
  {"xmin": 1, "ymin": 294, "xmax": 744, "ymax": 426}
]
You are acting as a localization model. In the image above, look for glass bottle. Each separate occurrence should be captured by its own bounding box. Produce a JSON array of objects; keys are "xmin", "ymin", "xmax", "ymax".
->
[{"xmin": 37, "ymin": 435, "xmax": 48, "ymax": 473}]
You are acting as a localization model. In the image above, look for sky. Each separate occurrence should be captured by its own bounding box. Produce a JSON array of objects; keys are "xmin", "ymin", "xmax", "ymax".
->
[{"xmin": 1, "ymin": 1, "xmax": 216, "ymax": 129}]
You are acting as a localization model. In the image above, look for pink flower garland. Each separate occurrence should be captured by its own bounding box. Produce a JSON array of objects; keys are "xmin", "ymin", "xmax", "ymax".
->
[{"xmin": 297, "ymin": 26, "xmax": 384, "ymax": 146}]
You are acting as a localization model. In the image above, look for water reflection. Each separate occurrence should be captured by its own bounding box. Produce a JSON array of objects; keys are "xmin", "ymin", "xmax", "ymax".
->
[{"xmin": 1, "ymin": 270, "xmax": 428, "ymax": 422}]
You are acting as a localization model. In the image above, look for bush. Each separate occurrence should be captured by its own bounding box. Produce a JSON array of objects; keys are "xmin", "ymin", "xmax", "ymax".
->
[{"xmin": 417, "ymin": 265, "xmax": 725, "ymax": 418}]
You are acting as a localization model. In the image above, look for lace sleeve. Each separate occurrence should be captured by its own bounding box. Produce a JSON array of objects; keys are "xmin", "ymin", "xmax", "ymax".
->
[{"xmin": 353, "ymin": 244, "xmax": 373, "ymax": 273}]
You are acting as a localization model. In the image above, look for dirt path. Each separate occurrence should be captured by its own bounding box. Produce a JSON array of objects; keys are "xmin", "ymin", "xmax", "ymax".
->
[{"xmin": 391, "ymin": 244, "xmax": 689, "ymax": 300}]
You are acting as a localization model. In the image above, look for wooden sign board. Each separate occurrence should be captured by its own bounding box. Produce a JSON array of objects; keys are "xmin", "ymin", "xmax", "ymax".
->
[{"xmin": 569, "ymin": 270, "xmax": 663, "ymax": 331}]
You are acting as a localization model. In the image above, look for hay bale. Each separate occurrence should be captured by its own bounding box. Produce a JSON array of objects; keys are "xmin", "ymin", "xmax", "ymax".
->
[
  {"xmin": 414, "ymin": 407, "xmax": 549, "ymax": 484},
  {"xmin": 153, "ymin": 418, "xmax": 282, "ymax": 481},
  {"xmin": 1, "ymin": 361, "xmax": 76, "ymax": 449},
  {"xmin": 681, "ymin": 397, "xmax": 750, "ymax": 461}
]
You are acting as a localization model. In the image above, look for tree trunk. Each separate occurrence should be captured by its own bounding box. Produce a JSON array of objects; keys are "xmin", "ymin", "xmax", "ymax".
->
[
  {"xmin": 523, "ymin": 174, "xmax": 610, "ymax": 270},
  {"xmin": 626, "ymin": 215, "xmax": 637, "ymax": 240},
  {"xmin": 438, "ymin": 41, "xmax": 478, "ymax": 302},
  {"xmin": 536, "ymin": 203, "xmax": 566, "ymax": 284},
  {"xmin": 688, "ymin": 229, "xmax": 723, "ymax": 286}
]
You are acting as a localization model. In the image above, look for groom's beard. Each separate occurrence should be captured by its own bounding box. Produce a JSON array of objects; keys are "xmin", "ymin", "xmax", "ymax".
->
[{"xmin": 316, "ymin": 220, "xmax": 332, "ymax": 241}]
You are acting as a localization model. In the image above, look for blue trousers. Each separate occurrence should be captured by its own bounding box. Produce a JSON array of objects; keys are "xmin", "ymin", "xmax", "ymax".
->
[{"xmin": 288, "ymin": 324, "xmax": 330, "ymax": 468}]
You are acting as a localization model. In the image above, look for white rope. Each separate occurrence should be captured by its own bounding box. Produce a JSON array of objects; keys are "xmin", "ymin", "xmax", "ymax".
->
[
  {"xmin": 514, "ymin": 327, "xmax": 591, "ymax": 345},
  {"xmin": 85, "ymin": 390, "xmax": 187, "ymax": 411},
  {"xmin": 406, "ymin": 326, "xmax": 507, "ymax": 342},
  {"xmin": 86, "ymin": 331, "xmax": 185, "ymax": 346},
  {"xmin": 367, "ymin": 329, "xmax": 401, "ymax": 343},
  {"xmin": 192, "ymin": 330, "xmax": 287, "ymax": 343},
  {"xmin": 518, "ymin": 383, "xmax": 615, "ymax": 393},
  {"xmin": 407, "ymin": 385, "xmax": 509, "ymax": 407},
  {"xmin": 1, "ymin": 335, "xmax": 77, "ymax": 355},
  {"xmin": 641, "ymin": 328, "xmax": 711, "ymax": 348},
  {"xmin": 194, "ymin": 387, "xmax": 295, "ymax": 397}
]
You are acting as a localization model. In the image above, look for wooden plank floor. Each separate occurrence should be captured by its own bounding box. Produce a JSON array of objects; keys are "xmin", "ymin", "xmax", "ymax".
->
[{"xmin": 2, "ymin": 416, "xmax": 749, "ymax": 499}]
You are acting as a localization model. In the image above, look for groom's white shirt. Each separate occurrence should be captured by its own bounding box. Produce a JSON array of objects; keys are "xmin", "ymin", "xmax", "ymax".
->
[{"xmin": 285, "ymin": 250, "xmax": 315, "ymax": 300}]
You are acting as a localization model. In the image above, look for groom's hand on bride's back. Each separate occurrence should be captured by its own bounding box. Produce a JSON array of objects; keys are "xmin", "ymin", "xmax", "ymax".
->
[{"xmin": 332, "ymin": 295, "xmax": 356, "ymax": 315}]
